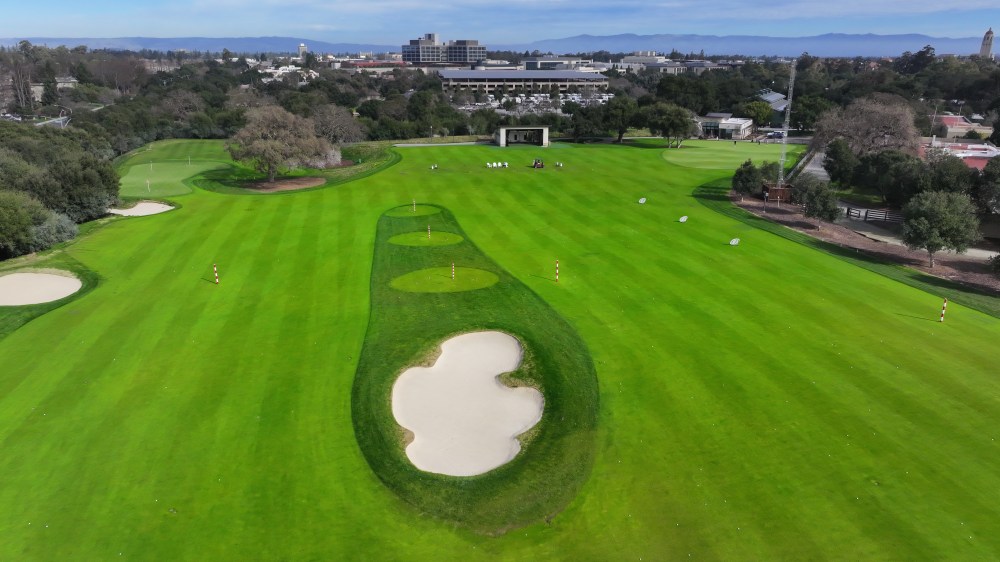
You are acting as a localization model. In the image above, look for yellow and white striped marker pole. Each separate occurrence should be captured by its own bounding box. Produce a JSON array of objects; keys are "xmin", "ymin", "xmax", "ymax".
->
[
  {"xmin": 940, "ymin": 298, "xmax": 948, "ymax": 322},
  {"xmin": 556, "ymin": 259, "xmax": 560, "ymax": 283},
  {"xmin": 452, "ymin": 262, "xmax": 455, "ymax": 280},
  {"xmin": 214, "ymin": 263, "xmax": 220, "ymax": 285},
  {"xmin": 427, "ymin": 224, "xmax": 431, "ymax": 239}
]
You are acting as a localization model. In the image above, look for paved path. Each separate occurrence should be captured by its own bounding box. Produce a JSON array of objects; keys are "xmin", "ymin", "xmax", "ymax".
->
[
  {"xmin": 835, "ymin": 215, "xmax": 999, "ymax": 261},
  {"xmin": 801, "ymin": 149, "xmax": 829, "ymax": 181}
]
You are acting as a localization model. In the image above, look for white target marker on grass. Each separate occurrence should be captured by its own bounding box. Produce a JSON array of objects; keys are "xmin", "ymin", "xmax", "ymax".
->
[
  {"xmin": 679, "ymin": 216, "xmax": 688, "ymax": 223},
  {"xmin": 730, "ymin": 238, "xmax": 741, "ymax": 246},
  {"xmin": 638, "ymin": 197, "xmax": 647, "ymax": 204}
]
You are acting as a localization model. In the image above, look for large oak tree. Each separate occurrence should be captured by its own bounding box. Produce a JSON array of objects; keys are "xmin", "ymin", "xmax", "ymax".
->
[{"xmin": 227, "ymin": 106, "xmax": 331, "ymax": 182}]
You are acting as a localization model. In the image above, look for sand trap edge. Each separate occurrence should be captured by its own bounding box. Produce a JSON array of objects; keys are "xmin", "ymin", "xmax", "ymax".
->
[
  {"xmin": 108, "ymin": 201, "xmax": 175, "ymax": 217},
  {"xmin": 0, "ymin": 270, "xmax": 84, "ymax": 306}
]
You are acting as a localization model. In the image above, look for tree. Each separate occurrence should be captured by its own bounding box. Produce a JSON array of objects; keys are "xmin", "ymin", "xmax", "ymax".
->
[
  {"xmin": 854, "ymin": 150, "xmax": 929, "ymax": 207},
  {"xmin": 902, "ymin": 191, "xmax": 980, "ymax": 267},
  {"xmin": 0, "ymin": 190, "xmax": 46, "ymax": 259},
  {"xmin": 813, "ymin": 94, "xmax": 920, "ymax": 156},
  {"xmin": 313, "ymin": 105, "xmax": 366, "ymax": 144},
  {"xmin": 644, "ymin": 102, "xmax": 696, "ymax": 148},
  {"xmin": 793, "ymin": 173, "xmax": 842, "ymax": 227},
  {"xmin": 731, "ymin": 159, "xmax": 763, "ymax": 200},
  {"xmin": 791, "ymin": 96, "xmax": 834, "ymax": 131},
  {"xmin": 603, "ymin": 95, "xmax": 638, "ymax": 143},
  {"xmin": 972, "ymin": 156, "xmax": 1000, "ymax": 215},
  {"xmin": 227, "ymin": 106, "xmax": 332, "ymax": 182},
  {"xmin": 823, "ymin": 138, "xmax": 859, "ymax": 187},
  {"xmin": 926, "ymin": 150, "xmax": 976, "ymax": 194},
  {"xmin": 741, "ymin": 100, "xmax": 774, "ymax": 130}
]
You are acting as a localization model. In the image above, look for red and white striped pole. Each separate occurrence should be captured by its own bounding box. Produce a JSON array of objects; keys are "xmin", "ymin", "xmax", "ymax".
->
[
  {"xmin": 452, "ymin": 262, "xmax": 455, "ymax": 280},
  {"xmin": 214, "ymin": 263, "xmax": 219, "ymax": 285},
  {"xmin": 940, "ymin": 298, "xmax": 948, "ymax": 322},
  {"xmin": 555, "ymin": 259, "xmax": 560, "ymax": 283}
]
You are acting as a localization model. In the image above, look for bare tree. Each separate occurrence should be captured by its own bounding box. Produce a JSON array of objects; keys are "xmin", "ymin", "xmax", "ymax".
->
[
  {"xmin": 313, "ymin": 105, "xmax": 367, "ymax": 144},
  {"xmin": 813, "ymin": 94, "xmax": 919, "ymax": 156}
]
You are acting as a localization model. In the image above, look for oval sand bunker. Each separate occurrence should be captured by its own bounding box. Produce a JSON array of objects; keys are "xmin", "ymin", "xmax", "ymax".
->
[
  {"xmin": 108, "ymin": 202, "xmax": 174, "ymax": 216},
  {"xmin": 392, "ymin": 331, "xmax": 543, "ymax": 476},
  {"xmin": 0, "ymin": 272, "xmax": 82, "ymax": 305}
]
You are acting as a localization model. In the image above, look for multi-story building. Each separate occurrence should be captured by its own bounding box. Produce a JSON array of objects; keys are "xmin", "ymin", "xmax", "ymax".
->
[
  {"xmin": 402, "ymin": 33, "xmax": 487, "ymax": 64},
  {"xmin": 402, "ymin": 33, "xmax": 444, "ymax": 63},
  {"xmin": 438, "ymin": 69, "xmax": 608, "ymax": 94},
  {"xmin": 446, "ymin": 40, "xmax": 487, "ymax": 63}
]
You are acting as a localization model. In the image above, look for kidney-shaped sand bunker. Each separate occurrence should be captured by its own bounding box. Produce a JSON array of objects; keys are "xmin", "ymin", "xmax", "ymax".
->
[
  {"xmin": 0, "ymin": 272, "xmax": 82, "ymax": 306},
  {"xmin": 392, "ymin": 331, "xmax": 543, "ymax": 477}
]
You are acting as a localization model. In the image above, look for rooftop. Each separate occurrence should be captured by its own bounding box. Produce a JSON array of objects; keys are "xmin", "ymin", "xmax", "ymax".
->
[{"xmin": 439, "ymin": 70, "xmax": 608, "ymax": 81}]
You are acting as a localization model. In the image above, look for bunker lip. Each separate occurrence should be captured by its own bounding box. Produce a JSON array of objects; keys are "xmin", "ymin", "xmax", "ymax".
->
[
  {"xmin": 391, "ymin": 331, "xmax": 543, "ymax": 477},
  {"xmin": 0, "ymin": 271, "xmax": 82, "ymax": 306},
  {"xmin": 108, "ymin": 201, "xmax": 175, "ymax": 216}
]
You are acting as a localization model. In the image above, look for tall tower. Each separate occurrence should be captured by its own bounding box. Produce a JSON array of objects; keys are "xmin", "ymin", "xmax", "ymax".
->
[
  {"xmin": 981, "ymin": 28, "xmax": 994, "ymax": 59},
  {"xmin": 298, "ymin": 43, "xmax": 308, "ymax": 60}
]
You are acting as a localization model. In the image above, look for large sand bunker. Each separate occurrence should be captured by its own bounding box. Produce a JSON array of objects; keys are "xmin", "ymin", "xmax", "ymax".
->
[
  {"xmin": 392, "ymin": 331, "xmax": 543, "ymax": 476},
  {"xmin": 0, "ymin": 272, "xmax": 82, "ymax": 305},
  {"xmin": 108, "ymin": 202, "xmax": 174, "ymax": 216}
]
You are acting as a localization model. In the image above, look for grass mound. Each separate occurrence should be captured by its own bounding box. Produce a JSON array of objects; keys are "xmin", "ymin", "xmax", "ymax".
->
[{"xmin": 353, "ymin": 204, "xmax": 599, "ymax": 534}]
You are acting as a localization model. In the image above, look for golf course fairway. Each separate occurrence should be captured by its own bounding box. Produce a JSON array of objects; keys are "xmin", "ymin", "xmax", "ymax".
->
[{"xmin": 1, "ymin": 138, "xmax": 999, "ymax": 560}]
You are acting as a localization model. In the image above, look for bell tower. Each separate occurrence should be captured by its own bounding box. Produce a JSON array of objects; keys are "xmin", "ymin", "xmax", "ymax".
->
[{"xmin": 981, "ymin": 28, "xmax": 994, "ymax": 59}]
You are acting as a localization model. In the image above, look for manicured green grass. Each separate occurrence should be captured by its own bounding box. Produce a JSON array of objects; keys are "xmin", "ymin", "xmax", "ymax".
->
[
  {"xmin": 388, "ymin": 231, "xmax": 464, "ymax": 247},
  {"xmin": 355, "ymin": 205, "xmax": 598, "ymax": 532},
  {"xmin": 1, "ymin": 138, "xmax": 999, "ymax": 560}
]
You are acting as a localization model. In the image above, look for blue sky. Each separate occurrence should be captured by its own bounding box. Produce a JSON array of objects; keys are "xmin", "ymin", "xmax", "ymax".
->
[{"xmin": 1, "ymin": 0, "xmax": 996, "ymax": 44}]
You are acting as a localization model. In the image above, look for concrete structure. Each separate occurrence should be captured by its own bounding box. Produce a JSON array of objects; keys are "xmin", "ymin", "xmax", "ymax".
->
[
  {"xmin": 645, "ymin": 61, "xmax": 687, "ymax": 75},
  {"xmin": 29, "ymin": 76, "xmax": 78, "ymax": 102},
  {"xmin": 922, "ymin": 139, "xmax": 1000, "ymax": 171},
  {"xmin": 981, "ymin": 28, "xmax": 994, "ymax": 59},
  {"xmin": 402, "ymin": 33, "xmax": 487, "ymax": 64},
  {"xmin": 933, "ymin": 114, "xmax": 994, "ymax": 139},
  {"xmin": 298, "ymin": 43, "xmax": 308, "ymax": 60},
  {"xmin": 439, "ymin": 70, "xmax": 608, "ymax": 94},
  {"xmin": 495, "ymin": 126, "xmax": 549, "ymax": 147},
  {"xmin": 523, "ymin": 56, "xmax": 590, "ymax": 70},
  {"xmin": 698, "ymin": 113, "xmax": 754, "ymax": 140}
]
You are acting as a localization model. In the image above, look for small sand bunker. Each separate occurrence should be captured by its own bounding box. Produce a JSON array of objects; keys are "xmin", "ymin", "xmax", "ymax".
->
[
  {"xmin": 0, "ymin": 272, "xmax": 82, "ymax": 306},
  {"xmin": 392, "ymin": 331, "xmax": 543, "ymax": 476},
  {"xmin": 108, "ymin": 202, "xmax": 174, "ymax": 216}
]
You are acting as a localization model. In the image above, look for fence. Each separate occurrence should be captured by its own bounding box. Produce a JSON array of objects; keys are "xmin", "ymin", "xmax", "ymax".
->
[{"xmin": 845, "ymin": 207, "xmax": 903, "ymax": 223}]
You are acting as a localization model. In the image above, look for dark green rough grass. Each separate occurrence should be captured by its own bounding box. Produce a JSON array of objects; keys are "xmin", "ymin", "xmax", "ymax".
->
[{"xmin": 352, "ymin": 205, "xmax": 599, "ymax": 533}]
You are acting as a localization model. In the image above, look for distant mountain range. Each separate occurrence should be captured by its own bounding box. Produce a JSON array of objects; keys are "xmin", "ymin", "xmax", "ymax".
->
[{"xmin": 0, "ymin": 32, "xmax": 986, "ymax": 58}]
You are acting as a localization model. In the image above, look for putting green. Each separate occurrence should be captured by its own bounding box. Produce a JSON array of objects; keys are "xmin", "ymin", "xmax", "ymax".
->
[
  {"xmin": 385, "ymin": 205, "xmax": 441, "ymax": 217},
  {"xmin": 390, "ymin": 267, "xmax": 498, "ymax": 292},
  {"xmin": 388, "ymin": 231, "xmax": 464, "ymax": 247}
]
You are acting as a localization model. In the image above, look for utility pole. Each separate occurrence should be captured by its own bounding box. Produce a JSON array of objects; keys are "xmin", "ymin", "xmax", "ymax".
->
[{"xmin": 776, "ymin": 59, "xmax": 798, "ymax": 189}]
